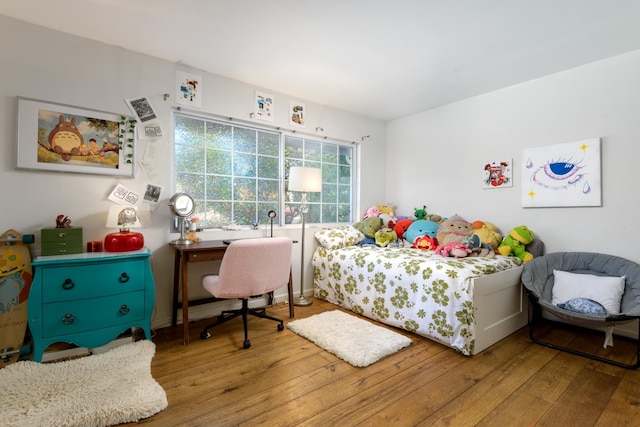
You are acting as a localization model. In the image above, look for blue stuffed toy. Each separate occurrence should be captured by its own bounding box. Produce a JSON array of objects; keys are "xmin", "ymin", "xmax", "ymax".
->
[{"xmin": 404, "ymin": 219, "xmax": 439, "ymax": 244}]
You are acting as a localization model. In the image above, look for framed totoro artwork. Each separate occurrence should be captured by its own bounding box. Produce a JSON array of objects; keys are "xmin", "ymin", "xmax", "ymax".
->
[{"xmin": 16, "ymin": 97, "xmax": 135, "ymax": 176}]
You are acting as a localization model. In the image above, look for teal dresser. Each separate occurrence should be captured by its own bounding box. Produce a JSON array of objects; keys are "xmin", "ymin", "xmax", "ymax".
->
[{"xmin": 29, "ymin": 248, "xmax": 155, "ymax": 362}]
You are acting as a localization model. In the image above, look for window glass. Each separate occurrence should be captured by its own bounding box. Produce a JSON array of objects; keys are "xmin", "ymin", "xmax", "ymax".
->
[{"xmin": 174, "ymin": 113, "xmax": 354, "ymax": 227}]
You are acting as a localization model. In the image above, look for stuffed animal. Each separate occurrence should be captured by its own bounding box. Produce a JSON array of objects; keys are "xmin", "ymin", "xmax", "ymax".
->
[
  {"xmin": 375, "ymin": 228, "xmax": 398, "ymax": 247},
  {"xmin": 353, "ymin": 216, "xmax": 384, "ymax": 239},
  {"xmin": 526, "ymin": 238, "xmax": 545, "ymax": 258},
  {"xmin": 404, "ymin": 219, "xmax": 440, "ymax": 244},
  {"xmin": 436, "ymin": 214, "xmax": 473, "ymax": 245},
  {"xmin": 471, "ymin": 221, "xmax": 502, "ymax": 249},
  {"xmin": 393, "ymin": 218, "xmax": 413, "ymax": 241},
  {"xmin": 497, "ymin": 225, "xmax": 535, "ymax": 262},
  {"xmin": 413, "ymin": 235, "xmax": 438, "ymax": 250},
  {"xmin": 379, "ymin": 212, "xmax": 398, "ymax": 227},
  {"xmin": 378, "ymin": 205, "xmax": 398, "ymax": 228},
  {"xmin": 464, "ymin": 234, "xmax": 495, "ymax": 258},
  {"xmin": 428, "ymin": 213, "xmax": 443, "ymax": 223},
  {"xmin": 363, "ymin": 206, "xmax": 381, "ymax": 219},
  {"xmin": 435, "ymin": 241, "xmax": 471, "ymax": 258},
  {"xmin": 414, "ymin": 205, "xmax": 428, "ymax": 220}
]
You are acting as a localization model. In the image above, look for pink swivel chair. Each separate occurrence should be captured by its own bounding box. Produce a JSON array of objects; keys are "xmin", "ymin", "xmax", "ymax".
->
[{"xmin": 200, "ymin": 237, "xmax": 293, "ymax": 349}]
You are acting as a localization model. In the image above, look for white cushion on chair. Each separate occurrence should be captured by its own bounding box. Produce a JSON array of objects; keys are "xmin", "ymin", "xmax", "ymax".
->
[{"xmin": 551, "ymin": 269, "xmax": 625, "ymax": 315}]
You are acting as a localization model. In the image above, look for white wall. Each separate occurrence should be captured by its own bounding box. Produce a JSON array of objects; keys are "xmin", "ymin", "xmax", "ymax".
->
[
  {"xmin": 0, "ymin": 16, "xmax": 386, "ymax": 328},
  {"xmin": 387, "ymin": 49, "xmax": 640, "ymax": 262}
]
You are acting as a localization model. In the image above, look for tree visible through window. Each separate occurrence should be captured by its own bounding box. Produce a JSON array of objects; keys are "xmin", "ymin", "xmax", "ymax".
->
[{"xmin": 174, "ymin": 113, "xmax": 354, "ymax": 228}]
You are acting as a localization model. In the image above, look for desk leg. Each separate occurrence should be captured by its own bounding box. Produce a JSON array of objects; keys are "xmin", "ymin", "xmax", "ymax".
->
[
  {"xmin": 181, "ymin": 255, "xmax": 190, "ymax": 345},
  {"xmin": 288, "ymin": 267, "xmax": 295, "ymax": 318},
  {"xmin": 172, "ymin": 250, "xmax": 181, "ymax": 327}
]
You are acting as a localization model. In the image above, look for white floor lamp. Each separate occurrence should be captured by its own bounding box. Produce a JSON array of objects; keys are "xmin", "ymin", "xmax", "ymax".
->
[{"xmin": 288, "ymin": 166, "xmax": 322, "ymax": 306}]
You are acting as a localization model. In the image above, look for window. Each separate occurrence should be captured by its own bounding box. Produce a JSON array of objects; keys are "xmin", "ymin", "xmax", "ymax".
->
[
  {"xmin": 284, "ymin": 136, "xmax": 354, "ymax": 224},
  {"xmin": 174, "ymin": 113, "xmax": 355, "ymax": 227}
]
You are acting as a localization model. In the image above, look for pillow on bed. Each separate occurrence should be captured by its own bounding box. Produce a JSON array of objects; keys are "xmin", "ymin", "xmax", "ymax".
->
[
  {"xmin": 551, "ymin": 269, "xmax": 626, "ymax": 315},
  {"xmin": 314, "ymin": 225, "xmax": 364, "ymax": 250}
]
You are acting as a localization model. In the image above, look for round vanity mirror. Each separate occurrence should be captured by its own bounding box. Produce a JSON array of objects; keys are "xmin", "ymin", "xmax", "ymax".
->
[{"xmin": 169, "ymin": 192, "xmax": 196, "ymax": 245}]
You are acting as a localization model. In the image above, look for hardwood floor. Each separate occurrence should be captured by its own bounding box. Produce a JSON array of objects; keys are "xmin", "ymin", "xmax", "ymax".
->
[{"xmin": 135, "ymin": 299, "xmax": 640, "ymax": 426}]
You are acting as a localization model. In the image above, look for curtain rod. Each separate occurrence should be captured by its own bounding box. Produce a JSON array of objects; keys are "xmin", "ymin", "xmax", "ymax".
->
[{"xmin": 172, "ymin": 105, "xmax": 361, "ymax": 145}]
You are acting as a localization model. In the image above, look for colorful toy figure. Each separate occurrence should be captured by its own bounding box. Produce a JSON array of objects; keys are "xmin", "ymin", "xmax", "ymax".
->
[
  {"xmin": 413, "ymin": 235, "xmax": 437, "ymax": 250},
  {"xmin": 414, "ymin": 205, "xmax": 428, "ymax": 220}
]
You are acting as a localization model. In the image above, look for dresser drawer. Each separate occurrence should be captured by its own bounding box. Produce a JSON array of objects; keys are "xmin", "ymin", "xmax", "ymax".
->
[
  {"xmin": 41, "ymin": 259, "xmax": 145, "ymax": 303},
  {"xmin": 42, "ymin": 291, "xmax": 145, "ymax": 338},
  {"xmin": 41, "ymin": 227, "xmax": 83, "ymax": 256}
]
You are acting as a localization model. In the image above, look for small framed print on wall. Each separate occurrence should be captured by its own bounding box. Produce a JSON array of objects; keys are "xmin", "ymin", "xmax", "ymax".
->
[
  {"xmin": 16, "ymin": 97, "xmax": 135, "ymax": 177},
  {"xmin": 482, "ymin": 159, "xmax": 513, "ymax": 188}
]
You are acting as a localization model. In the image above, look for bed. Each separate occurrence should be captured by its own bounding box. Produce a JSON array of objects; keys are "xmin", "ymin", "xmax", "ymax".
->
[{"xmin": 312, "ymin": 229, "xmax": 527, "ymax": 355}]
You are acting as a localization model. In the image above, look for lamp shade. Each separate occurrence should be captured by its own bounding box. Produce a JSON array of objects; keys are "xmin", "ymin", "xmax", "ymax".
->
[
  {"xmin": 105, "ymin": 205, "xmax": 151, "ymax": 229},
  {"xmin": 289, "ymin": 167, "xmax": 322, "ymax": 192},
  {"xmin": 104, "ymin": 205, "xmax": 150, "ymax": 252}
]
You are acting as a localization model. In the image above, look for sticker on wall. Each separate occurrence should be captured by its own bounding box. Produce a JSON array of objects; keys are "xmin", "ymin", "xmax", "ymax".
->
[
  {"xmin": 482, "ymin": 159, "xmax": 513, "ymax": 188},
  {"xmin": 289, "ymin": 100, "xmax": 305, "ymax": 128},
  {"xmin": 255, "ymin": 91, "xmax": 274, "ymax": 122},
  {"xmin": 175, "ymin": 71, "xmax": 201, "ymax": 108},
  {"xmin": 521, "ymin": 138, "xmax": 602, "ymax": 207}
]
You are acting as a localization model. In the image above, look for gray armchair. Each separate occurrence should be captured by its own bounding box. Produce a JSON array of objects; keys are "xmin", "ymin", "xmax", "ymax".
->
[{"xmin": 521, "ymin": 252, "xmax": 640, "ymax": 369}]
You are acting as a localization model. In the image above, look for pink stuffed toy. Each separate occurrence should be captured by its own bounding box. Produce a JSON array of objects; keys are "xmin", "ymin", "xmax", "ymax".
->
[
  {"xmin": 363, "ymin": 206, "xmax": 381, "ymax": 219},
  {"xmin": 435, "ymin": 242, "xmax": 471, "ymax": 258}
]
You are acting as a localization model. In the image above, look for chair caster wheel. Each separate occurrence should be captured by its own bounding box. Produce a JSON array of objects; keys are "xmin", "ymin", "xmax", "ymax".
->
[
  {"xmin": 243, "ymin": 340, "xmax": 251, "ymax": 349},
  {"xmin": 200, "ymin": 331, "xmax": 211, "ymax": 340},
  {"xmin": 277, "ymin": 323, "xmax": 284, "ymax": 331}
]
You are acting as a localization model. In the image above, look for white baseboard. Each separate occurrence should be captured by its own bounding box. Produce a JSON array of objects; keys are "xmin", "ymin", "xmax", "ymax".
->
[
  {"xmin": 152, "ymin": 295, "xmax": 277, "ymax": 329},
  {"xmin": 41, "ymin": 335, "xmax": 135, "ymax": 362}
]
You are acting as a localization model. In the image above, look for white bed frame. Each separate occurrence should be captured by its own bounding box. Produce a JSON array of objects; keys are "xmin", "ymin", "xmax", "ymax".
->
[
  {"xmin": 311, "ymin": 234, "xmax": 528, "ymax": 355},
  {"xmin": 471, "ymin": 265, "xmax": 527, "ymax": 354}
]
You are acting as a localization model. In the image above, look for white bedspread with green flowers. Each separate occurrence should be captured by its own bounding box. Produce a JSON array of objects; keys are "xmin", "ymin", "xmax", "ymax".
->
[{"xmin": 312, "ymin": 245, "xmax": 523, "ymax": 355}]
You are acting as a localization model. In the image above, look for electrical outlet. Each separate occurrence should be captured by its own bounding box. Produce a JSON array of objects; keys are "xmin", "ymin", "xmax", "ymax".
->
[{"xmin": 170, "ymin": 215, "xmax": 180, "ymax": 233}]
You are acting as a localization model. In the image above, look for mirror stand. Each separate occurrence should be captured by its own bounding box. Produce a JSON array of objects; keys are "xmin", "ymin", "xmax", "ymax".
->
[{"xmin": 171, "ymin": 216, "xmax": 192, "ymax": 245}]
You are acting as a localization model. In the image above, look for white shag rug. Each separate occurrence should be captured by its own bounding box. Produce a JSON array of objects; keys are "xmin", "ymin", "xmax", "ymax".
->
[
  {"xmin": 287, "ymin": 310, "xmax": 411, "ymax": 367},
  {"xmin": 0, "ymin": 340, "xmax": 167, "ymax": 427}
]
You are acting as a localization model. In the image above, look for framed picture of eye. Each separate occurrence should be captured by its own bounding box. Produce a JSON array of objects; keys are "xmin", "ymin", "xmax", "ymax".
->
[
  {"xmin": 521, "ymin": 138, "xmax": 602, "ymax": 207},
  {"xmin": 16, "ymin": 97, "xmax": 135, "ymax": 176}
]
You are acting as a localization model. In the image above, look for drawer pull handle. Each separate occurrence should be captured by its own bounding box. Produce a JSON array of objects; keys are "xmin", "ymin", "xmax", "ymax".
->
[
  {"xmin": 119, "ymin": 305, "xmax": 130, "ymax": 316},
  {"xmin": 62, "ymin": 313, "xmax": 75, "ymax": 325},
  {"xmin": 119, "ymin": 273, "xmax": 130, "ymax": 283},
  {"xmin": 62, "ymin": 279, "xmax": 75, "ymax": 290}
]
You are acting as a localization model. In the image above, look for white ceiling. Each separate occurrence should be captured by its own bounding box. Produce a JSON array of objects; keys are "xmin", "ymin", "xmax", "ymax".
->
[{"xmin": 2, "ymin": 0, "xmax": 640, "ymax": 121}]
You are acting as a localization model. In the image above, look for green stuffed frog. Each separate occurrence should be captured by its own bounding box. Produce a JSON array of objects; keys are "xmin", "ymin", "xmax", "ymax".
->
[
  {"xmin": 497, "ymin": 225, "xmax": 534, "ymax": 262},
  {"xmin": 353, "ymin": 216, "xmax": 383, "ymax": 238}
]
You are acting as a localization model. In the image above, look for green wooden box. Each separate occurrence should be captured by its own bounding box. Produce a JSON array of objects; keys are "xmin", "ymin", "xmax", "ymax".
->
[{"xmin": 41, "ymin": 227, "xmax": 83, "ymax": 256}]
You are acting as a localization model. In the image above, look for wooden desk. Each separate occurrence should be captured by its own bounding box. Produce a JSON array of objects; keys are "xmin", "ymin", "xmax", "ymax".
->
[{"xmin": 172, "ymin": 240, "xmax": 295, "ymax": 345}]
